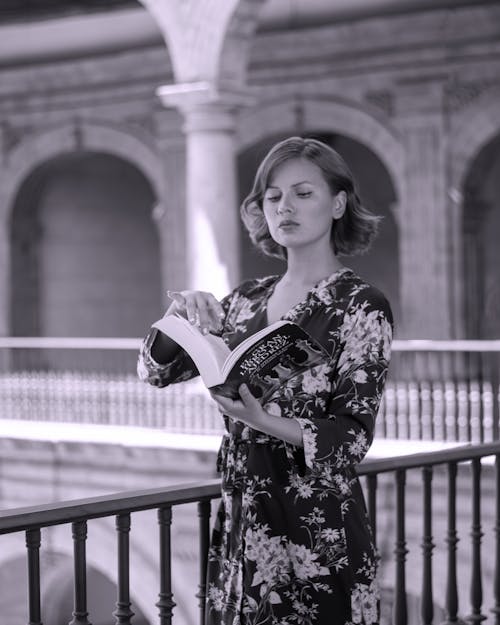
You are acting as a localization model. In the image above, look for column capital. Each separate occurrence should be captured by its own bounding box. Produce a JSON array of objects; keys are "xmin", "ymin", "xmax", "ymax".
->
[
  {"xmin": 394, "ymin": 76, "xmax": 447, "ymax": 120},
  {"xmin": 156, "ymin": 81, "xmax": 255, "ymax": 132}
]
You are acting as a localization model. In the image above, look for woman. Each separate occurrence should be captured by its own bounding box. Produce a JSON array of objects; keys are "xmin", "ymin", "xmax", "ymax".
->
[{"xmin": 138, "ymin": 136, "xmax": 393, "ymax": 625}]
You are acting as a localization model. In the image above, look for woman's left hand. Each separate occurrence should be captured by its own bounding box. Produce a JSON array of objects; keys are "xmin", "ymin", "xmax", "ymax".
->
[
  {"xmin": 210, "ymin": 384, "xmax": 266, "ymax": 430},
  {"xmin": 211, "ymin": 383, "xmax": 304, "ymax": 447}
]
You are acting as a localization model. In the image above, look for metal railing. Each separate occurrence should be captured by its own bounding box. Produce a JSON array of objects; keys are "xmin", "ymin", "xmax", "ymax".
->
[
  {"xmin": 1, "ymin": 337, "xmax": 499, "ymax": 442},
  {"xmin": 1, "ymin": 442, "xmax": 500, "ymax": 625}
]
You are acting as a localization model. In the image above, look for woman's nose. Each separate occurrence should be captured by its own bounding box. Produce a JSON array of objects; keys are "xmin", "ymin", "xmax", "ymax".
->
[{"xmin": 277, "ymin": 191, "xmax": 295, "ymax": 214}]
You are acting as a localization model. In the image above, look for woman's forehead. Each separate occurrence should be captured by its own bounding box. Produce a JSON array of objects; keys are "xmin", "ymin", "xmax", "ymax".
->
[{"xmin": 268, "ymin": 157, "xmax": 324, "ymax": 186}]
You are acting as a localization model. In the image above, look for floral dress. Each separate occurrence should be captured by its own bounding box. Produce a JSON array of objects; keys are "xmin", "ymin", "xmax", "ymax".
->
[{"xmin": 137, "ymin": 267, "xmax": 393, "ymax": 625}]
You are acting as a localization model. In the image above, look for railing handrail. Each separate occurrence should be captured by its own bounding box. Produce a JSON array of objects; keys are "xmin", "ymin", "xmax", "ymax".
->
[
  {"xmin": 391, "ymin": 339, "xmax": 500, "ymax": 352},
  {"xmin": 0, "ymin": 479, "xmax": 222, "ymax": 535},
  {"xmin": 0, "ymin": 336, "xmax": 500, "ymax": 352},
  {"xmin": 0, "ymin": 337, "xmax": 142, "ymax": 350},
  {"xmin": 358, "ymin": 441, "xmax": 500, "ymax": 475},
  {"xmin": 2, "ymin": 442, "xmax": 500, "ymax": 536}
]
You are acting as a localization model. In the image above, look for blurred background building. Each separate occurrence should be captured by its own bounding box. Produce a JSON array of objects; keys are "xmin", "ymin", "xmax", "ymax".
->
[
  {"xmin": 0, "ymin": 0, "xmax": 499, "ymax": 342},
  {"xmin": 0, "ymin": 1, "xmax": 499, "ymax": 624}
]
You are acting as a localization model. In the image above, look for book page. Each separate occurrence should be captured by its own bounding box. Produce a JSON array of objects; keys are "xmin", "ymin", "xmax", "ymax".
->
[{"xmin": 152, "ymin": 315, "xmax": 230, "ymax": 387}]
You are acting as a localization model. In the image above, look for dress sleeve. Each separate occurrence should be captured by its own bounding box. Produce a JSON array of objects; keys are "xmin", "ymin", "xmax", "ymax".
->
[
  {"xmin": 294, "ymin": 295, "xmax": 393, "ymax": 473},
  {"xmin": 137, "ymin": 290, "xmax": 236, "ymax": 388}
]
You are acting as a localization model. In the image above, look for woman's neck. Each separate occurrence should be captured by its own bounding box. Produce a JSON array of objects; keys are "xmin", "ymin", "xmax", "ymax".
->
[{"xmin": 282, "ymin": 248, "xmax": 344, "ymax": 287}]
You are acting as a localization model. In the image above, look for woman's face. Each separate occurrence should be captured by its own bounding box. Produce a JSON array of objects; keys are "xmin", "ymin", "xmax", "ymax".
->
[{"xmin": 262, "ymin": 157, "xmax": 345, "ymax": 252}]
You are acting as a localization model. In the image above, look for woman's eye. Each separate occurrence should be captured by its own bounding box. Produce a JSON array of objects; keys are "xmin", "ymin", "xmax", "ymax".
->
[
  {"xmin": 266, "ymin": 196, "xmax": 281, "ymax": 203},
  {"xmin": 297, "ymin": 191, "xmax": 312, "ymax": 198}
]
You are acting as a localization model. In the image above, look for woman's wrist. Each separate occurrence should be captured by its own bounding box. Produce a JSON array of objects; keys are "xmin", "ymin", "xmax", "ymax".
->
[{"xmin": 251, "ymin": 409, "xmax": 303, "ymax": 447}]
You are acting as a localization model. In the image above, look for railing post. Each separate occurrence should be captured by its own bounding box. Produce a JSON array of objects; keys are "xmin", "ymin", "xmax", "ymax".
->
[
  {"xmin": 69, "ymin": 520, "xmax": 92, "ymax": 625},
  {"xmin": 442, "ymin": 462, "xmax": 466, "ymax": 625},
  {"xmin": 393, "ymin": 468, "xmax": 408, "ymax": 625},
  {"xmin": 421, "ymin": 466, "xmax": 434, "ymax": 625},
  {"xmin": 468, "ymin": 458, "xmax": 486, "ymax": 624},
  {"xmin": 196, "ymin": 499, "xmax": 212, "ymax": 625},
  {"xmin": 26, "ymin": 528, "xmax": 43, "ymax": 625},
  {"xmin": 493, "ymin": 454, "xmax": 500, "ymax": 625},
  {"xmin": 491, "ymin": 454, "xmax": 500, "ymax": 625},
  {"xmin": 157, "ymin": 506, "xmax": 176, "ymax": 625},
  {"xmin": 113, "ymin": 513, "xmax": 134, "ymax": 625},
  {"xmin": 491, "ymin": 353, "xmax": 500, "ymax": 441}
]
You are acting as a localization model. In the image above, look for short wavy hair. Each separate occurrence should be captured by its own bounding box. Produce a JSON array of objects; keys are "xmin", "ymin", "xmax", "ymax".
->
[{"xmin": 240, "ymin": 136, "xmax": 381, "ymax": 259}]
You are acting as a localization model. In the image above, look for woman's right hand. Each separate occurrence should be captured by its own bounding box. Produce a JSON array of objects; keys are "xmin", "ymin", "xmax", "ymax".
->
[{"xmin": 165, "ymin": 290, "xmax": 225, "ymax": 335}]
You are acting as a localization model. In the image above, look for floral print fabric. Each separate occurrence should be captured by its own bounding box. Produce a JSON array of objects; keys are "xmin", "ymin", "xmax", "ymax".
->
[{"xmin": 138, "ymin": 268, "xmax": 393, "ymax": 625}]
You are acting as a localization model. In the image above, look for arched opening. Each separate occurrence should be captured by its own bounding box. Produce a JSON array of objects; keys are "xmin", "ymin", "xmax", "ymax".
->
[
  {"xmin": 43, "ymin": 558, "xmax": 151, "ymax": 625},
  {"xmin": 237, "ymin": 131, "xmax": 400, "ymax": 325},
  {"xmin": 462, "ymin": 132, "xmax": 500, "ymax": 339},
  {"xmin": 9, "ymin": 151, "xmax": 161, "ymax": 339},
  {"xmin": 0, "ymin": 552, "xmax": 151, "ymax": 625}
]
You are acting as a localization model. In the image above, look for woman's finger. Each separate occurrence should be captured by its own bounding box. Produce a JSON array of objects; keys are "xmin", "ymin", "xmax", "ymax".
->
[
  {"xmin": 184, "ymin": 296, "xmax": 198, "ymax": 326},
  {"xmin": 207, "ymin": 293, "xmax": 226, "ymax": 325},
  {"xmin": 195, "ymin": 294, "xmax": 214, "ymax": 335},
  {"xmin": 196, "ymin": 292, "xmax": 224, "ymax": 334},
  {"xmin": 238, "ymin": 384, "xmax": 258, "ymax": 407},
  {"xmin": 165, "ymin": 290, "xmax": 223, "ymax": 333},
  {"xmin": 164, "ymin": 290, "xmax": 187, "ymax": 317}
]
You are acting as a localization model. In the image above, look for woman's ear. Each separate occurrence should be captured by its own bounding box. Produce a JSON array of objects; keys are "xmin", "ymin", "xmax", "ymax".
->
[{"xmin": 332, "ymin": 191, "xmax": 347, "ymax": 220}]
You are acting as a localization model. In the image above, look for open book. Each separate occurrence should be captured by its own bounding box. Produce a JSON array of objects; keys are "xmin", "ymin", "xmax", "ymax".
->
[{"xmin": 152, "ymin": 314, "xmax": 329, "ymax": 401}]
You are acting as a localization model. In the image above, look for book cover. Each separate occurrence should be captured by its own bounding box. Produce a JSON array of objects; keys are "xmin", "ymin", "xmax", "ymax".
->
[{"xmin": 210, "ymin": 322, "xmax": 329, "ymax": 401}]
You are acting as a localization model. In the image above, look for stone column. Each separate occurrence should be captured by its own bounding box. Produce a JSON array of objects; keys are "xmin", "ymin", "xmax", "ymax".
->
[
  {"xmin": 395, "ymin": 80, "xmax": 452, "ymax": 338},
  {"xmin": 0, "ymin": 127, "xmax": 10, "ymax": 335},
  {"xmin": 462, "ymin": 193, "xmax": 489, "ymax": 339},
  {"xmin": 0, "ymin": 210, "xmax": 10, "ymax": 336},
  {"xmin": 153, "ymin": 111, "xmax": 188, "ymax": 309},
  {"xmin": 158, "ymin": 85, "xmax": 250, "ymax": 300}
]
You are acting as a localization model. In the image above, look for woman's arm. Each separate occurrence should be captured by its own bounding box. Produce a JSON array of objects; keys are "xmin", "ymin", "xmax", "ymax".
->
[
  {"xmin": 292, "ymin": 295, "xmax": 393, "ymax": 472},
  {"xmin": 150, "ymin": 330, "xmax": 183, "ymax": 364},
  {"xmin": 138, "ymin": 289, "xmax": 233, "ymax": 387}
]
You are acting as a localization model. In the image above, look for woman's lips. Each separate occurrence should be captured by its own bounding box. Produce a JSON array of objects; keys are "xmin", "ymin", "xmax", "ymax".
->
[{"xmin": 278, "ymin": 220, "xmax": 299, "ymax": 229}]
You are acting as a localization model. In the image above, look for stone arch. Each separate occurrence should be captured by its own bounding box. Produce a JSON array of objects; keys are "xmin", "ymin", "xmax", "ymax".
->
[
  {"xmin": 449, "ymin": 85, "xmax": 500, "ymax": 193},
  {"xmin": 217, "ymin": 0, "xmax": 268, "ymax": 85},
  {"xmin": 236, "ymin": 95, "xmax": 405, "ymax": 204},
  {"xmin": 447, "ymin": 87, "xmax": 500, "ymax": 339},
  {"xmin": 41, "ymin": 555, "xmax": 152, "ymax": 625},
  {"xmin": 2, "ymin": 119, "xmax": 162, "ymax": 226},
  {"xmin": 4, "ymin": 120, "xmax": 164, "ymax": 339},
  {"xmin": 139, "ymin": 0, "xmax": 265, "ymax": 85},
  {"xmin": 0, "ymin": 545, "xmax": 153, "ymax": 624}
]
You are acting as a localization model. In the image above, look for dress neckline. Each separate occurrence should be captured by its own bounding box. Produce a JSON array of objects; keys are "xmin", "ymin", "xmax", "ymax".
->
[{"xmin": 262, "ymin": 266, "xmax": 353, "ymax": 326}]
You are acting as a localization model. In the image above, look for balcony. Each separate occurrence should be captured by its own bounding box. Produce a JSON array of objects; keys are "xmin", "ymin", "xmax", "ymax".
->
[
  {"xmin": 1, "ymin": 443, "xmax": 500, "ymax": 625},
  {"xmin": 0, "ymin": 338, "xmax": 499, "ymax": 624}
]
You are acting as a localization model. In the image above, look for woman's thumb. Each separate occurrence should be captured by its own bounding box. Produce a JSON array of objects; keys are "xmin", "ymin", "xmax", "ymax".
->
[
  {"xmin": 239, "ymin": 383, "xmax": 256, "ymax": 405},
  {"xmin": 167, "ymin": 290, "xmax": 185, "ymax": 304}
]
